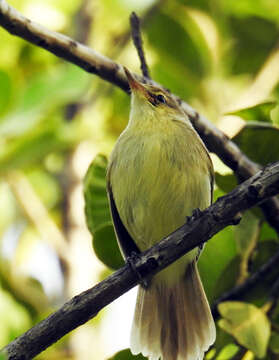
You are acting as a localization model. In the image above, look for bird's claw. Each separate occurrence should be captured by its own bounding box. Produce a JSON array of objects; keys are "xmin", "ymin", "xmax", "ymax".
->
[
  {"xmin": 186, "ymin": 208, "xmax": 203, "ymax": 223},
  {"xmin": 127, "ymin": 252, "xmax": 149, "ymax": 289}
]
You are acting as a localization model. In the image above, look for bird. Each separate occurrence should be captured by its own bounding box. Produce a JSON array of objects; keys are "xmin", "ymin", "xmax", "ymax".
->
[{"xmin": 106, "ymin": 67, "xmax": 216, "ymax": 360}]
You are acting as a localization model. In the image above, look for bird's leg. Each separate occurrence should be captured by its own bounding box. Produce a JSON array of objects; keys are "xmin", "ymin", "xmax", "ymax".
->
[
  {"xmin": 186, "ymin": 208, "xmax": 204, "ymax": 256},
  {"xmin": 191, "ymin": 207, "xmax": 203, "ymax": 220},
  {"xmin": 127, "ymin": 251, "xmax": 150, "ymax": 289},
  {"xmin": 186, "ymin": 207, "xmax": 203, "ymax": 223}
]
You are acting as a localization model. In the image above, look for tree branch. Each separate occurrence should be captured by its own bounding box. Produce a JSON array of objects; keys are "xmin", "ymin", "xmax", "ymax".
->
[
  {"xmin": 1, "ymin": 162, "xmax": 279, "ymax": 359},
  {"xmin": 130, "ymin": 11, "xmax": 150, "ymax": 79},
  {"xmin": 0, "ymin": 0, "xmax": 279, "ymax": 234}
]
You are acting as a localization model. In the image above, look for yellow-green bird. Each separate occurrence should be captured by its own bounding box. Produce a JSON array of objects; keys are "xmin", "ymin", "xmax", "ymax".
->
[{"xmin": 107, "ymin": 67, "xmax": 216, "ymax": 360}]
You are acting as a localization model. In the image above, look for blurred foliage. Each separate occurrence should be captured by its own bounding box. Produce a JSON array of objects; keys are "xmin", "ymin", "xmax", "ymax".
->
[
  {"xmin": 0, "ymin": 0, "xmax": 279, "ymax": 359},
  {"xmin": 226, "ymin": 102, "xmax": 277, "ymax": 123}
]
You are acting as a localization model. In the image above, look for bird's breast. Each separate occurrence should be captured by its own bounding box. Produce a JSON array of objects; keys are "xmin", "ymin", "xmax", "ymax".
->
[{"xmin": 109, "ymin": 128, "xmax": 211, "ymax": 250}]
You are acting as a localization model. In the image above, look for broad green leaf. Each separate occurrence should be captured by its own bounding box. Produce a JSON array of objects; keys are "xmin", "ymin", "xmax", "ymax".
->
[
  {"xmin": 84, "ymin": 155, "xmax": 111, "ymax": 232},
  {"xmin": 232, "ymin": 122, "xmax": 279, "ymax": 165},
  {"xmin": 218, "ymin": 301, "xmax": 271, "ymax": 358},
  {"xmin": 213, "ymin": 256, "xmax": 240, "ymax": 300},
  {"xmin": 259, "ymin": 223, "xmax": 278, "ymax": 243},
  {"xmin": 226, "ymin": 101, "xmax": 276, "ymax": 123},
  {"xmin": 199, "ymin": 225, "xmax": 236, "ymax": 303},
  {"xmin": 108, "ymin": 349, "xmax": 147, "ymax": 360},
  {"xmin": 215, "ymin": 172, "xmax": 237, "ymax": 193},
  {"xmin": 84, "ymin": 154, "xmax": 123, "ymax": 269},
  {"xmin": 234, "ymin": 211, "xmax": 260, "ymax": 282},
  {"xmin": 235, "ymin": 211, "xmax": 260, "ymax": 259},
  {"xmin": 93, "ymin": 224, "xmax": 123, "ymax": 270}
]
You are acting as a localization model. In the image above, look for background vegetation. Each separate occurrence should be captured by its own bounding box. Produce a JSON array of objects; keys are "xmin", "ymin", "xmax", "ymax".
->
[{"xmin": 0, "ymin": 0, "xmax": 279, "ymax": 359}]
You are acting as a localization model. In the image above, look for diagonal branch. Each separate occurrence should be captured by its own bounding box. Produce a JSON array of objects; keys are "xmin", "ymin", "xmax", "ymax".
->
[
  {"xmin": 1, "ymin": 162, "xmax": 279, "ymax": 360},
  {"xmin": 1, "ymin": 0, "xmax": 278, "ymax": 235}
]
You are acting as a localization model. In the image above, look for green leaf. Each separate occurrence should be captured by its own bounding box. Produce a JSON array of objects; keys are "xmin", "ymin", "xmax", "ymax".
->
[
  {"xmin": 108, "ymin": 349, "xmax": 147, "ymax": 360},
  {"xmin": 84, "ymin": 154, "xmax": 123, "ymax": 270},
  {"xmin": 226, "ymin": 101, "xmax": 276, "ymax": 123},
  {"xmin": 213, "ymin": 256, "xmax": 240, "ymax": 300},
  {"xmin": 234, "ymin": 211, "xmax": 260, "ymax": 282},
  {"xmin": 93, "ymin": 224, "xmax": 123, "ymax": 270},
  {"xmin": 259, "ymin": 222, "xmax": 278, "ymax": 242},
  {"xmin": 199, "ymin": 225, "xmax": 237, "ymax": 303},
  {"xmin": 215, "ymin": 172, "xmax": 237, "ymax": 193},
  {"xmin": 218, "ymin": 301, "xmax": 271, "ymax": 358},
  {"xmin": 232, "ymin": 122, "xmax": 279, "ymax": 165},
  {"xmin": 235, "ymin": 212, "xmax": 260, "ymax": 258}
]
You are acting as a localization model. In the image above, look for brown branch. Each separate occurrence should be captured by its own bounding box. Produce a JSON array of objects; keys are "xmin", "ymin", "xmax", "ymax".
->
[
  {"xmin": 1, "ymin": 162, "xmax": 279, "ymax": 360},
  {"xmin": 0, "ymin": 0, "xmax": 278, "ymax": 234},
  {"xmin": 130, "ymin": 11, "xmax": 150, "ymax": 79}
]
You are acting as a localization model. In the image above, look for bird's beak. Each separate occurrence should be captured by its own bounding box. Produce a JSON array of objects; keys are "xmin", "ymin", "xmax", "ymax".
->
[{"xmin": 124, "ymin": 67, "xmax": 147, "ymax": 97}]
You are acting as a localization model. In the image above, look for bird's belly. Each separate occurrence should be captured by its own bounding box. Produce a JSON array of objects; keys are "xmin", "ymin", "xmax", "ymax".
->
[{"xmin": 111, "ymin": 137, "xmax": 211, "ymax": 284}]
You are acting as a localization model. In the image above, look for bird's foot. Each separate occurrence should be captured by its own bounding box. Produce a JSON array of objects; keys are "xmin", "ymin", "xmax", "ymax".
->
[
  {"xmin": 186, "ymin": 208, "xmax": 203, "ymax": 223},
  {"xmin": 186, "ymin": 208, "xmax": 204, "ymax": 256},
  {"xmin": 127, "ymin": 251, "xmax": 149, "ymax": 289}
]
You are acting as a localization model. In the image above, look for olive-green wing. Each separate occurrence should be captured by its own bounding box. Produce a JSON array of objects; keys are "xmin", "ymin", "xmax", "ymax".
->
[{"xmin": 107, "ymin": 183, "xmax": 140, "ymax": 260}]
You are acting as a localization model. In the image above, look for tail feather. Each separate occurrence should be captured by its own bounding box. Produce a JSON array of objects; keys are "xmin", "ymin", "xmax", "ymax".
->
[{"xmin": 130, "ymin": 262, "xmax": 216, "ymax": 360}]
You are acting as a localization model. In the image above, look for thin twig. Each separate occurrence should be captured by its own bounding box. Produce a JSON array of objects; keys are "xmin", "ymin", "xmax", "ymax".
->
[
  {"xmin": 0, "ymin": 0, "xmax": 279, "ymax": 235},
  {"xmin": 130, "ymin": 11, "xmax": 150, "ymax": 79},
  {"xmin": 1, "ymin": 162, "xmax": 279, "ymax": 360}
]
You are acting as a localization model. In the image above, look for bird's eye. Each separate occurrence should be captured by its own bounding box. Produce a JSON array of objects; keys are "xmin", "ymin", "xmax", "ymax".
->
[{"xmin": 156, "ymin": 94, "xmax": 166, "ymax": 104}]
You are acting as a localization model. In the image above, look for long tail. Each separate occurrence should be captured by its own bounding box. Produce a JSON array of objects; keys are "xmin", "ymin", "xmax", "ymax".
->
[{"xmin": 130, "ymin": 262, "xmax": 216, "ymax": 360}]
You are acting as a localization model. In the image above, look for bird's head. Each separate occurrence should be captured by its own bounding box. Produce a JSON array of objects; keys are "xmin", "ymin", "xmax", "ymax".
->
[{"xmin": 124, "ymin": 67, "xmax": 187, "ymax": 125}]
